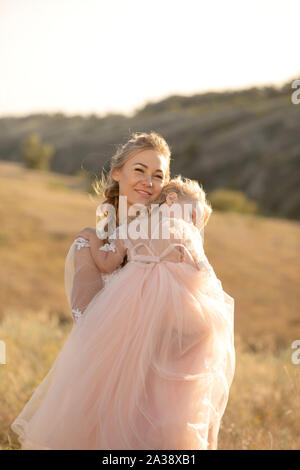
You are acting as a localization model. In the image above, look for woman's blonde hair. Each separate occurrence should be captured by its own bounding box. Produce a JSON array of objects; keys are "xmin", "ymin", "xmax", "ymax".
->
[
  {"xmin": 92, "ymin": 131, "xmax": 172, "ymax": 226},
  {"xmin": 155, "ymin": 174, "xmax": 212, "ymax": 227}
]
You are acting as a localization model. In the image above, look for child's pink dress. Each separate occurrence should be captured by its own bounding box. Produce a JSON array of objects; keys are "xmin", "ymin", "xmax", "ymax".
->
[{"xmin": 11, "ymin": 212, "xmax": 235, "ymax": 450}]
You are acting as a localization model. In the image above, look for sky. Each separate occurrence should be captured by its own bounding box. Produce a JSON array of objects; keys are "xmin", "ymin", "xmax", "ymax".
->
[{"xmin": 0, "ymin": 0, "xmax": 299, "ymax": 118}]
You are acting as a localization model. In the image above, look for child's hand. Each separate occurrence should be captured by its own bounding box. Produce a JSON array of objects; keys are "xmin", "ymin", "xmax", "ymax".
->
[{"xmin": 74, "ymin": 227, "xmax": 97, "ymax": 242}]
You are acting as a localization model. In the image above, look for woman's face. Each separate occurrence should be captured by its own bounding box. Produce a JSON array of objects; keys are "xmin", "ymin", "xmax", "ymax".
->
[{"xmin": 112, "ymin": 149, "xmax": 168, "ymax": 209}]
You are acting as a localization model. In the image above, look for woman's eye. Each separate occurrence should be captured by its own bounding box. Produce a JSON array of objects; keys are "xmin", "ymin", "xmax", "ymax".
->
[{"xmin": 134, "ymin": 168, "xmax": 163, "ymax": 180}]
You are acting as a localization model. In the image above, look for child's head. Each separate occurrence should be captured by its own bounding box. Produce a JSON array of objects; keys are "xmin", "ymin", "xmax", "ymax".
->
[{"xmin": 154, "ymin": 175, "xmax": 212, "ymax": 229}]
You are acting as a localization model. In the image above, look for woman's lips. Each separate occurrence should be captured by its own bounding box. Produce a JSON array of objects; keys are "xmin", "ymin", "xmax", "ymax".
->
[{"xmin": 135, "ymin": 189, "xmax": 152, "ymax": 198}]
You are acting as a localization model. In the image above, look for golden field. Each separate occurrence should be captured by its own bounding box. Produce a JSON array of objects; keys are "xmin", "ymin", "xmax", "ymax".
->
[{"xmin": 0, "ymin": 161, "xmax": 299, "ymax": 450}]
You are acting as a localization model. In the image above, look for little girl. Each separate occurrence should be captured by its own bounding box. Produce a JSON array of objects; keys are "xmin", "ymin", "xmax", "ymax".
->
[{"xmin": 11, "ymin": 176, "xmax": 235, "ymax": 450}]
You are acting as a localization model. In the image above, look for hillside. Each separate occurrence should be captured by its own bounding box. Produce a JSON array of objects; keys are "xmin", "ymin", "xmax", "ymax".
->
[{"xmin": 0, "ymin": 77, "xmax": 300, "ymax": 220}]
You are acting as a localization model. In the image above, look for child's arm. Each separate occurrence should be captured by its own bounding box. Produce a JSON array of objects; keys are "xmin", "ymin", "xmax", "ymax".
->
[{"xmin": 88, "ymin": 232, "xmax": 126, "ymax": 274}]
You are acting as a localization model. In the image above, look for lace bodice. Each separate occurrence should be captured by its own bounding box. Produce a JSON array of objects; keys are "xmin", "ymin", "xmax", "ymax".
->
[{"xmin": 99, "ymin": 215, "xmax": 206, "ymax": 270}]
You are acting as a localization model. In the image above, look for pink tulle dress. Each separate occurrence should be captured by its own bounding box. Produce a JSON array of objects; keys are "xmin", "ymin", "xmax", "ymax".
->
[{"xmin": 11, "ymin": 209, "xmax": 235, "ymax": 450}]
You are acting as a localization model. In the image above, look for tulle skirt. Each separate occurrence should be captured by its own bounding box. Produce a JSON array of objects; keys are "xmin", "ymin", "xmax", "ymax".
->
[{"xmin": 11, "ymin": 260, "xmax": 235, "ymax": 450}]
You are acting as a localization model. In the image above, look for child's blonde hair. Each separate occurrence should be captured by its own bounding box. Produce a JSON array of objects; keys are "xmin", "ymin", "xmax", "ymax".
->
[{"xmin": 155, "ymin": 175, "xmax": 212, "ymax": 227}]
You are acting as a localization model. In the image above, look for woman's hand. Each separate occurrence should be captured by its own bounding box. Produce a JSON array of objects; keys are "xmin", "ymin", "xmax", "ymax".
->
[{"xmin": 74, "ymin": 227, "xmax": 97, "ymax": 242}]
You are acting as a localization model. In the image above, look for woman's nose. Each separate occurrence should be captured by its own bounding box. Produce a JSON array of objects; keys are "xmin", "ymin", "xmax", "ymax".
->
[{"xmin": 141, "ymin": 174, "xmax": 153, "ymax": 185}]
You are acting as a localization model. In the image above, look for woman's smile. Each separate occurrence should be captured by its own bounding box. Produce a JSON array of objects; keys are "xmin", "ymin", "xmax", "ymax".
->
[
  {"xmin": 112, "ymin": 149, "xmax": 168, "ymax": 208},
  {"xmin": 135, "ymin": 188, "xmax": 153, "ymax": 199}
]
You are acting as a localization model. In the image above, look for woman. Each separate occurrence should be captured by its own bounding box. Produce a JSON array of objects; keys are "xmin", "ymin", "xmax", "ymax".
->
[
  {"xmin": 65, "ymin": 131, "xmax": 172, "ymax": 322},
  {"xmin": 11, "ymin": 132, "xmax": 234, "ymax": 449}
]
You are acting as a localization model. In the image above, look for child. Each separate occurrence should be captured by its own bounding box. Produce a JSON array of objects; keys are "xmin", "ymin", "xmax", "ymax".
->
[{"xmin": 11, "ymin": 176, "xmax": 235, "ymax": 450}]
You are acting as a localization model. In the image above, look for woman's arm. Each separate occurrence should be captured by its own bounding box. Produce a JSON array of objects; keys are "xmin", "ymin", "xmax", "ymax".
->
[{"xmin": 67, "ymin": 231, "xmax": 104, "ymax": 323}]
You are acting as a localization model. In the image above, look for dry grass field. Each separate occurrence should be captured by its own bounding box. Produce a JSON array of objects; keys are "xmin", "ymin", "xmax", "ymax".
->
[{"xmin": 0, "ymin": 161, "xmax": 299, "ymax": 450}]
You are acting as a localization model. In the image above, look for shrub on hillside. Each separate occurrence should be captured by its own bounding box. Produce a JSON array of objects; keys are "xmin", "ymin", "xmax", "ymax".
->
[
  {"xmin": 20, "ymin": 133, "xmax": 54, "ymax": 170},
  {"xmin": 209, "ymin": 188, "xmax": 259, "ymax": 214}
]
